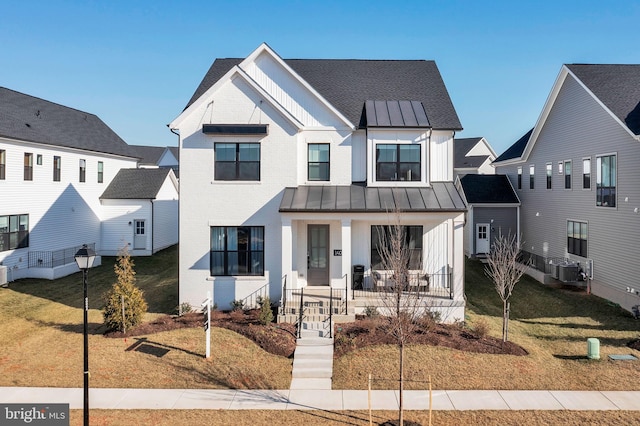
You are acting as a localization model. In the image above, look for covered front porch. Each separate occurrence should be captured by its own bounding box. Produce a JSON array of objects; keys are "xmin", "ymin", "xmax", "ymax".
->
[{"xmin": 278, "ymin": 184, "xmax": 467, "ymax": 324}]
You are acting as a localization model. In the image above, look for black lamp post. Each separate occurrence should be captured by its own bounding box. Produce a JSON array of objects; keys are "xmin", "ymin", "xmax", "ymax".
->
[{"xmin": 74, "ymin": 244, "xmax": 96, "ymax": 426}]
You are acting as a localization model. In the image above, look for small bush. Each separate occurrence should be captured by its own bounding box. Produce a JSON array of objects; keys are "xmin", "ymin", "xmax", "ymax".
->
[
  {"xmin": 364, "ymin": 305, "xmax": 379, "ymax": 317},
  {"xmin": 473, "ymin": 318, "xmax": 490, "ymax": 339},
  {"xmin": 415, "ymin": 310, "xmax": 440, "ymax": 332},
  {"xmin": 257, "ymin": 296, "xmax": 274, "ymax": 325},
  {"xmin": 103, "ymin": 248, "xmax": 148, "ymax": 332},
  {"xmin": 230, "ymin": 299, "xmax": 244, "ymax": 311},
  {"xmin": 177, "ymin": 302, "xmax": 193, "ymax": 316}
]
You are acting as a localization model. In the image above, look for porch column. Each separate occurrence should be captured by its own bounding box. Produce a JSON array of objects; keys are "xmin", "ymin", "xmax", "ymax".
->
[
  {"xmin": 452, "ymin": 213, "xmax": 465, "ymax": 301},
  {"xmin": 281, "ymin": 218, "xmax": 293, "ymax": 290},
  {"xmin": 341, "ymin": 219, "xmax": 352, "ymax": 298}
]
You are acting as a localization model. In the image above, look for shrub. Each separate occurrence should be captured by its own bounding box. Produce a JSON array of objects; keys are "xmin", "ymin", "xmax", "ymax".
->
[
  {"xmin": 473, "ymin": 318, "xmax": 490, "ymax": 339},
  {"xmin": 177, "ymin": 302, "xmax": 193, "ymax": 316},
  {"xmin": 257, "ymin": 296, "xmax": 274, "ymax": 325},
  {"xmin": 364, "ymin": 305, "xmax": 379, "ymax": 317},
  {"xmin": 230, "ymin": 299, "xmax": 244, "ymax": 311},
  {"xmin": 103, "ymin": 247, "xmax": 148, "ymax": 332}
]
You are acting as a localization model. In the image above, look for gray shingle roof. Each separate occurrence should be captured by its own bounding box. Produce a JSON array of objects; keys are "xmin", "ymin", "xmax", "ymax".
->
[
  {"xmin": 130, "ymin": 145, "xmax": 165, "ymax": 166},
  {"xmin": 567, "ymin": 64, "xmax": 640, "ymax": 136},
  {"xmin": 494, "ymin": 128, "xmax": 533, "ymax": 163},
  {"xmin": 0, "ymin": 87, "xmax": 138, "ymax": 158},
  {"xmin": 454, "ymin": 137, "xmax": 489, "ymax": 169},
  {"xmin": 186, "ymin": 58, "xmax": 462, "ymax": 131},
  {"xmin": 459, "ymin": 174, "xmax": 519, "ymax": 204},
  {"xmin": 100, "ymin": 168, "xmax": 174, "ymax": 199},
  {"xmin": 279, "ymin": 183, "xmax": 466, "ymax": 213}
]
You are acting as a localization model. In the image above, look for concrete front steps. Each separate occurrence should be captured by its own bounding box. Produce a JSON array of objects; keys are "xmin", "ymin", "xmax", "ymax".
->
[{"xmin": 290, "ymin": 322, "xmax": 334, "ymax": 390}]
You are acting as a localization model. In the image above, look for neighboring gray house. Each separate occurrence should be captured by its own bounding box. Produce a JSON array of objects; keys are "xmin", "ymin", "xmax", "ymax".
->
[
  {"xmin": 454, "ymin": 137, "xmax": 497, "ymax": 179},
  {"xmin": 494, "ymin": 64, "xmax": 640, "ymax": 314},
  {"xmin": 100, "ymin": 168, "xmax": 179, "ymax": 256},
  {"xmin": 456, "ymin": 174, "xmax": 520, "ymax": 257}
]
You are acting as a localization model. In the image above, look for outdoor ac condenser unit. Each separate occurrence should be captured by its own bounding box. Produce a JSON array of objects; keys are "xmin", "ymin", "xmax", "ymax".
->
[{"xmin": 0, "ymin": 265, "xmax": 7, "ymax": 286}]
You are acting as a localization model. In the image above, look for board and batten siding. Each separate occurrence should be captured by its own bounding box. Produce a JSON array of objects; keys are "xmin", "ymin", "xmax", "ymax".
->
[
  {"xmin": 496, "ymin": 73, "xmax": 640, "ymax": 312},
  {"xmin": 0, "ymin": 138, "xmax": 136, "ymax": 275}
]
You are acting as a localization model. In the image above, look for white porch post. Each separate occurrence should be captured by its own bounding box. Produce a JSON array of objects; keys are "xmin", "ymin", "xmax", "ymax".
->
[
  {"xmin": 282, "ymin": 218, "xmax": 293, "ymax": 290},
  {"xmin": 452, "ymin": 213, "xmax": 465, "ymax": 301},
  {"xmin": 341, "ymin": 219, "xmax": 352, "ymax": 298}
]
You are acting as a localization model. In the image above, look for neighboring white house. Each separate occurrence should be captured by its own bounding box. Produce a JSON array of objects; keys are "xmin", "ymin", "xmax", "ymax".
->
[
  {"xmin": 494, "ymin": 64, "xmax": 640, "ymax": 314},
  {"xmin": 131, "ymin": 144, "xmax": 179, "ymax": 175},
  {"xmin": 0, "ymin": 87, "xmax": 141, "ymax": 281},
  {"xmin": 100, "ymin": 168, "xmax": 179, "ymax": 256},
  {"xmin": 0, "ymin": 87, "xmax": 179, "ymax": 284},
  {"xmin": 453, "ymin": 137, "xmax": 497, "ymax": 179},
  {"xmin": 170, "ymin": 43, "xmax": 467, "ymax": 322}
]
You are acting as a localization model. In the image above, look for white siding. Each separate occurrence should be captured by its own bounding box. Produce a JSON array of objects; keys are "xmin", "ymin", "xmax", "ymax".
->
[
  {"xmin": 101, "ymin": 200, "xmax": 152, "ymax": 255},
  {"xmin": 430, "ymin": 131, "xmax": 454, "ymax": 181},
  {"xmin": 152, "ymin": 176, "xmax": 179, "ymax": 252},
  {"xmin": 351, "ymin": 130, "xmax": 367, "ymax": 182},
  {"xmin": 0, "ymin": 138, "xmax": 137, "ymax": 276},
  {"xmin": 366, "ymin": 129, "xmax": 429, "ymax": 187}
]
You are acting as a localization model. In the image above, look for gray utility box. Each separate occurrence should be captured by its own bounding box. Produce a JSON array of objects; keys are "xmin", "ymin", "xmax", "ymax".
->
[{"xmin": 558, "ymin": 262, "xmax": 579, "ymax": 282}]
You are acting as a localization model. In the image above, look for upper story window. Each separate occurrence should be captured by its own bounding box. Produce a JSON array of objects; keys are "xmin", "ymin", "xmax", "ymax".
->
[
  {"xmin": 0, "ymin": 150, "xmax": 5, "ymax": 180},
  {"xmin": 210, "ymin": 226, "xmax": 264, "ymax": 276},
  {"xmin": 529, "ymin": 165, "xmax": 535, "ymax": 189},
  {"xmin": 214, "ymin": 143, "xmax": 260, "ymax": 181},
  {"xmin": 0, "ymin": 214, "xmax": 29, "ymax": 252},
  {"xmin": 97, "ymin": 161, "xmax": 104, "ymax": 183},
  {"xmin": 567, "ymin": 220, "xmax": 587, "ymax": 258},
  {"xmin": 24, "ymin": 153, "xmax": 33, "ymax": 181},
  {"xmin": 546, "ymin": 163, "xmax": 552, "ymax": 189},
  {"xmin": 517, "ymin": 167, "xmax": 522, "ymax": 190},
  {"xmin": 376, "ymin": 144, "xmax": 420, "ymax": 182},
  {"xmin": 79, "ymin": 159, "xmax": 86, "ymax": 183},
  {"xmin": 596, "ymin": 154, "xmax": 616, "ymax": 207},
  {"xmin": 308, "ymin": 144, "xmax": 329, "ymax": 181},
  {"xmin": 564, "ymin": 160, "xmax": 572, "ymax": 189},
  {"xmin": 583, "ymin": 158, "xmax": 591, "ymax": 189},
  {"xmin": 36, "ymin": 154, "xmax": 42, "ymax": 165},
  {"xmin": 53, "ymin": 156, "xmax": 61, "ymax": 182}
]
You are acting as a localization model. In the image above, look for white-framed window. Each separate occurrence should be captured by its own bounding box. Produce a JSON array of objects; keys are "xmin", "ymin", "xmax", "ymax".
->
[
  {"xmin": 567, "ymin": 220, "xmax": 587, "ymax": 257},
  {"xmin": 53, "ymin": 156, "xmax": 61, "ymax": 182},
  {"xmin": 214, "ymin": 143, "xmax": 260, "ymax": 181},
  {"xmin": 24, "ymin": 153, "xmax": 33, "ymax": 181},
  {"xmin": 0, "ymin": 214, "xmax": 29, "ymax": 252},
  {"xmin": 308, "ymin": 143, "xmax": 330, "ymax": 181},
  {"xmin": 79, "ymin": 159, "xmax": 86, "ymax": 183},
  {"xmin": 596, "ymin": 154, "xmax": 616, "ymax": 207},
  {"xmin": 582, "ymin": 157, "xmax": 591, "ymax": 189},
  {"xmin": 210, "ymin": 226, "xmax": 264, "ymax": 276},
  {"xmin": 546, "ymin": 163, "xmax": 552, "ymax": 189},
  {"xmin": 517, "ymin": 166, "xmax": 522, "ymax": 190},
  {"xmin": 529, "ymin": 165, "xmax": 535, "ymax": 189},
  {"xmin": 376, "ymin": 144, "xmax": 421, "ymax": 182},
  {"xmin": 97, "ymin": 161, "xmax": 104, "ymax": 183},
  {"xmin": 564, "ymin": 160, "xmax": 572, "ymax": 189},
  {"xmin": 0, "ymin": 149, "xmax": 5, "ymax": 180}
]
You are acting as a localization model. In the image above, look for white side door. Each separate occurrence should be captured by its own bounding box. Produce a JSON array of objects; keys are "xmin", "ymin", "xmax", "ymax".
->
[
  {"xmin": 134, "ymin": 220, "xmax": 147, "ymax": 250},
  {"xmin": 476, "ymin": 223, "xmax": 490, "ymax": 254}
]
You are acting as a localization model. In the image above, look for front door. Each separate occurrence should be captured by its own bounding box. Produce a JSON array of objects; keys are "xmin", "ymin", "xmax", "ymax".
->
[
  {"xmin": 134, "ymin": 219, "xmax": 147, "ymax": 250},
  {"xmin": 307, "ymin": 224, "xmax": 329, "ymax": 286},
  {"xmin": 476, "ymin": 223, "xmax": 490, "ymax": 254}
]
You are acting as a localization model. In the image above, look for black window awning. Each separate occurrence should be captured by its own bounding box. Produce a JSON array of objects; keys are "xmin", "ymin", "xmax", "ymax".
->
[{"xmin": 202, "ymin": 124, "xmax": 268, "ymax": 135}]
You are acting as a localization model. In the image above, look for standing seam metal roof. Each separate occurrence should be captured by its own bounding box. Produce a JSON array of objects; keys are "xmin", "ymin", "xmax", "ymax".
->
[{"xmin": 279, "ymin": 183, "xmax": 466, "ymax": 213}]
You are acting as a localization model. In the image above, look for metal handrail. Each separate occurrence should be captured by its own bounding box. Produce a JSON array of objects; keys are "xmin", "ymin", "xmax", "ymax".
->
[
  {"xmin": 344, "ymin": 274, "xmax": 349, "ymax": 312},
  {"xmin": 329, "ymin": 290, "xmax": 333, "ymax": 338},
  {"xmin": 297, "ymin": 287, "xmax": 304, "ymax": 339},
  {"xmin": 280, "ymin": 275, "xmax": 287, "ymax": 316}
]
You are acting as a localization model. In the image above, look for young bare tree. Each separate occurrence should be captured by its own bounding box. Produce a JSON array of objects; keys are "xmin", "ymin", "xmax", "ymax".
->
[
  {"xmin": 484, "ymin": 233, "xmax": 527, "ymax": 342},
  {"xmin": 374, "ymin": 211, "xmax": 424, "ymax": 426}
]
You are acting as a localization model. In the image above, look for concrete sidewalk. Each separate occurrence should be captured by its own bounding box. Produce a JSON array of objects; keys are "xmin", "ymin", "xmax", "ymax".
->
[{"xmin": 2, "ymin": 387, "xmax": 640, "ymax": 411}]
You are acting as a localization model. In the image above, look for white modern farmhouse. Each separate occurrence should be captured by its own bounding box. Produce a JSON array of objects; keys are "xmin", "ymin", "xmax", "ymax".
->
[{"xmin": 170, "ymin": 43, "xmax": 467, "ymax": 322}]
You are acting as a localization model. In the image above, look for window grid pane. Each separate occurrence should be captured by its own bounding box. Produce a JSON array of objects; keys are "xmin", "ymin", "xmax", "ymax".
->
[
  {"xmin": 376, "ymin": 144, "xmax": 420, "ymax": 182},
  {"xmin": 215, "ymin": 143, "xmax": 260, "ymax": 181},
  {"xmin": 210, "ymin": 226, "xmax": 264, "ymax": 276}
]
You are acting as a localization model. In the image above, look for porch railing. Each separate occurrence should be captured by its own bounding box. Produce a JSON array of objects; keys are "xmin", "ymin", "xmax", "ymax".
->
[
  {"xmin": 28, "ymin": 243, "xmax": 97, "ymax": 269},
  {"xmin": 241, "ymin": 282, "xmax": 270, "ymax": 310},
  {"xmin": 352, "ymin": 268, "xmax": 453, "ymax": 300}
]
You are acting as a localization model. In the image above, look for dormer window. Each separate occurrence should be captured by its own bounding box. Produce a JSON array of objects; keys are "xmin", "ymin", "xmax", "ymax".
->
[{"xmin": 376, "ymin": 144, "xmax": 421, "ymax": 182}]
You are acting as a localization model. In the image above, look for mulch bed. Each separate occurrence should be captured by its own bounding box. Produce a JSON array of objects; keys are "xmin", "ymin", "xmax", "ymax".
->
[
  {"xmin": 334, "ymin": 317, "xmax": 528, "ymax": 358},
  {"xmin": 628, "ymin": 339, "xmax": 640, "ymax": 351},
  {"xmin": 105, "ymin": 310, "xmax": 297, "ymax": 358}
]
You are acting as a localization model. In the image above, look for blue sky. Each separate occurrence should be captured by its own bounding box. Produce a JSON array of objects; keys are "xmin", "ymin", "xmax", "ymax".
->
[{"xmin": 2, "ymin": 0, "xmax": 639, "ymax": 155}]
